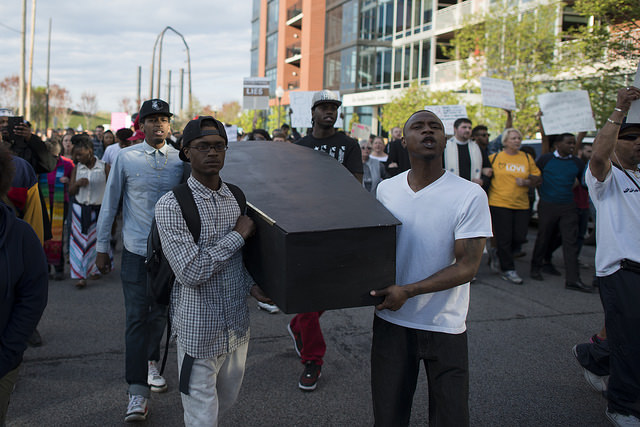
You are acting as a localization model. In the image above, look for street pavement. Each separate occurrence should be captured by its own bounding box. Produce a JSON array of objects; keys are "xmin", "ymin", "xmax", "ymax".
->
[{"xmin": 7, "ymin": 230, "xmax": 609, "ymax": 426}]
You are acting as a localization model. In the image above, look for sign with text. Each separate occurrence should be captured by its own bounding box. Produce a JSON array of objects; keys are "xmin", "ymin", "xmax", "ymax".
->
[
  {"xmin": 243, "ymin": 77, "xmax": 270, "ymax": 110},
  {"xmin": 480, "ymin": 77, "xmax": 517, "ymax": 110},
  {"xmin": 627, "ymin": 63, "xmax": 640, "ymax": 123},
  {"xmin": 289, "ymin": 91, "xmax": 344, "ymax": 129},
  {"xmin": 538, "ymin": 90, "xmax": 597, "ymax": 134},
  {"xmin": 350, "ymin": 123, "xmax": 371, "ymax": 141},
  {"xmin": 424, "ymin": 105, "xmax": 468, "ymax": 135}
]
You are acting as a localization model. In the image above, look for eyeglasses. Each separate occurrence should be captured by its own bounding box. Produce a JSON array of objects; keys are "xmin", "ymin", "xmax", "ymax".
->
[
  {"xmin": 618, "ymin": 134, "xmax": 640, "ymax": 141},
  {"xmin": 189, "ymin": 143, "xmax": 227, "ymax": 153}
]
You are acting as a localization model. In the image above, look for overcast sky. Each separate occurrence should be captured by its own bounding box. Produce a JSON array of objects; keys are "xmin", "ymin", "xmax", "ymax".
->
[{"xmin": 0, "ymin": 1, "xmax": 251, "ymax": 114}]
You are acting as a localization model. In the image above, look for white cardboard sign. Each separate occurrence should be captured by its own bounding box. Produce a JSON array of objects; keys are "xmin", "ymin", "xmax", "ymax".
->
[
  {"xmin": 538, "ymin": 90, "xmax": 597, "ymax": 134},
  {"xmin": 424, "ymin": 105, "xmax": 468, "ymax": 135},
  {"xmin": 350, "ymin": 123, "xmax": 371, "ymax": 141},
  {"xmin": 289, "ymin": 91, "xmax": 343, "ymax": 129},
  {"xmin": 480, "ymin": 76, "xmax": 517, "ymax": 110},
  {"xmin": 627, "ymin": 63, "xmax": 640, "ymax": 123}
]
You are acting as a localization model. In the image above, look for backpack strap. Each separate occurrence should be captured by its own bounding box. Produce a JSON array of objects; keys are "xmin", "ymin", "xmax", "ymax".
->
[
  {"xmin": 172, "ymin": 182, "xmax": 201, "ymax": 243},
  {"xmin": 225, "ymin": 182, "xmax": 247, "ymax": 215}
]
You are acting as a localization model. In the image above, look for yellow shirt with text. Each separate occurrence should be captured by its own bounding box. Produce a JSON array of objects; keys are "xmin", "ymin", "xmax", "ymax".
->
[{"xmin": 488, "ymin": 151, "xmax": 541, "ymax": 210}]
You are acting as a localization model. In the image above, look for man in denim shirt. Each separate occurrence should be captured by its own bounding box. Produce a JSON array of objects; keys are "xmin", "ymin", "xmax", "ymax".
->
[{"xmin": 96, "ymin": 99, "xmax": 183, "ymax": 422}]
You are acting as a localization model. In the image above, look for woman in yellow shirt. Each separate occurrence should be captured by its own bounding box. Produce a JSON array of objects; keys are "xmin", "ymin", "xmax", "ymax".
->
[{"xmin": 488, "ymin": 128, "xmax": 541, "ymax": 284}]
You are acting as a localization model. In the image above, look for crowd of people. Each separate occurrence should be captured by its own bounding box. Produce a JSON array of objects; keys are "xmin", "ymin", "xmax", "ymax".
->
[{"xmin": 0, "ymin": 84, "xmax": 639, "ymax": 426}]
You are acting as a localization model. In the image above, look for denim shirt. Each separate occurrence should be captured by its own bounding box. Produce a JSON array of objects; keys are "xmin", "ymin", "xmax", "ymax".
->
[{"xmin": 96, "ymin": 141, "xmax": 183, "ymax": 256}]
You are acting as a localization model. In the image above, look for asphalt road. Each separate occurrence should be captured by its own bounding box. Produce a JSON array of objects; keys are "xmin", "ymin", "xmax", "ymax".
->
[{"xmin": 6, "ymin": 230, "xmax": 608, "ymax": 426}]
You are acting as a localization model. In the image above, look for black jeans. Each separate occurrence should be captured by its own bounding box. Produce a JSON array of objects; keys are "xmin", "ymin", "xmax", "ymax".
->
[
  {"xmin": 490, "ymin": 206, "xmax": 530, "ymax": 271},
  {"xmin": 371, "ymin": 315, "xmax": 469, "ymax": 427},
  {"xmin": 599, "ymin": 268, "xmax": 640, "ymax": 418},
  {"xmin": 531, "ymin": 200, "xmax": 580, "ymax": 282}
]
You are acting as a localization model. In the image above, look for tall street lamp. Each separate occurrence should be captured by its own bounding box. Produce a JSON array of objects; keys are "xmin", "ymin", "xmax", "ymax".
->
[{"xmin": 275, "ymin": 85, "xmax": 284, "ymax": 130}]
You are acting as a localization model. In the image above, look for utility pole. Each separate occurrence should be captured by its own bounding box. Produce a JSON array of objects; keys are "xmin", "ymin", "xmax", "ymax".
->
[
  {"xmin": 179, "ymin": 68, "xmax": 184, "ymax": 114},
  {"xmin": 19, "ymin": 0, "xmax": 27, "ymax": 116},
  {"xmin": 26, "ymin": 0, "xmax": 36, "ymax": 122},
  {"xmin": 45, "ymin": 18, "xmax": 51, "ymax": 130},
  {"xmin": 136, "ymin": 66, "xmax": 141, "ymax": 109},
  {"xmin": 167, "ymin": 70, "xmax": 171, "ymax": 107}
]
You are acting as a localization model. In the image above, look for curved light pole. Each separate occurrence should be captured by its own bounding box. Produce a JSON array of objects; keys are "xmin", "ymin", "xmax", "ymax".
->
[{"xmin": 149, "ymin": 26, "xmax": 192, "ymax": 112}]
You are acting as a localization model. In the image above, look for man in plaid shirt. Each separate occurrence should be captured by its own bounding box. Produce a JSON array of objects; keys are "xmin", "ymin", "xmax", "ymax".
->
[{"xmin": 155, "ymin": 116, "xmax": 272, "ymax": 426}]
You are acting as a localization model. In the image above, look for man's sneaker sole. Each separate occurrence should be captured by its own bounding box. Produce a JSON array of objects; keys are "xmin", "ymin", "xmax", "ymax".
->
[
  {"xmin": 125, "ymin": 410, "xmax": 148, "ymax": 422},
  {"xmin": 150, "ymin": 383, "xmax": 168, "ymax": 393},
  {"xmin": 299, "ymin": 372, "xmax": 321, "ymax": 391},
  {"xmin": 572, "ymin": 345, "xmax": 607, "ymax": 392},
  {"xmin": 287, "ymin": 323, "xmax": 302, "ymax": 357}
]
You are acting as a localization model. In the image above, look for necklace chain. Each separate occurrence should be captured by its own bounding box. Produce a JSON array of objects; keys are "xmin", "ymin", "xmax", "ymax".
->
[{"xmin": 145, "ymin": 149, "xmax": 168, "ymax": 170}]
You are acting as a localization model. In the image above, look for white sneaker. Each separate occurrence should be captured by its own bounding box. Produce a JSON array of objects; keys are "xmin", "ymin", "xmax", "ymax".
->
[
  {"xmin": 606, "ymin": 409, "xmax": 640, "ymax": 427},
  {"xmin": 257, "ymin": 301, "xmax": 280, "ymax": 314},
  {"xmin": 572, "ymin": 345, "xmax": 608, "ymax": 392},
  {"xmin": 501, "ymin": 270, "xmax": 523, "ymax": 284},
  {"xmin": 148, "ymin": 360, "xmax": 167, "ymax": 393},
  {"xmin": 125, "ymin": 394, "xmax": 148, "ymax": 422}
]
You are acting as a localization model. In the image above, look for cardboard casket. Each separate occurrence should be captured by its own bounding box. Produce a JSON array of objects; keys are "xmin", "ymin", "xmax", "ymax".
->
[{"xmin": 222, "ymin": 141, "xmax": 400, "ymax": 313}]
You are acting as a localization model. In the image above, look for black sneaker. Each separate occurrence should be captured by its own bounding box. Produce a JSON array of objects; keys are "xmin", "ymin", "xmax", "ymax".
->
[
  {"xmin": 27, "ymin": 329, "xmax": 42, "ymax": 347},
  {"xmin": 565, "ymin": 280, "xmax": 597, "ymax": 293},
  {"xmin": 287, "ymin": 323, "xmax": 303, "ymax": 357},
  {"xmin": 299, "ymin": 361, "xmax": 321, "ymax": 391},
  {"xmin": 530, "ymin": 269, "xmax": 544, "ymax": 281}
]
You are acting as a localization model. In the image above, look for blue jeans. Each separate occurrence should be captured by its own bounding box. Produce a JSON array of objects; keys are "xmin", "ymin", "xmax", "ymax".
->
[{"xmin": 121, "ymin": 248, "xmax": 168, "ymax": 397}]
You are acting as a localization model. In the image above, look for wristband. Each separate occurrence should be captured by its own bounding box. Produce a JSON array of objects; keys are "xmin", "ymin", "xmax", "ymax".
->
[
  {"xmin": 614, "ymin": 107, "xmax": 624, "ymax": 113},
  {"xmin": 607, "ymin": 118, "xmax": 622, "ymax": 125}
]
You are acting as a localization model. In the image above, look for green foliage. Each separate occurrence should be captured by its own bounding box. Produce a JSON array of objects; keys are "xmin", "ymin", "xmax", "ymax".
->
[
  {"xmin": 267, "ymin": 105, "xmax": 288, "ymax": 133},
  {"xmin": 450, "ymin": 4, "xmax": 560, "ymax": 137},
  {"xmin": 348, "ymin": 112, "xmax": 360, "ymax": 132}
]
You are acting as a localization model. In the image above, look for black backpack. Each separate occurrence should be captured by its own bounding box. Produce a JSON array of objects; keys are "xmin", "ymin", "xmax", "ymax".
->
[{"xmin": 146, "ymin": 181, "xmax": 247, "ymax": 306}]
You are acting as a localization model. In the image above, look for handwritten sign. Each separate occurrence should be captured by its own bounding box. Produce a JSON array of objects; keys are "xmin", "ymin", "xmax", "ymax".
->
[
  {"xmin": 289, "ymin": 91, "xmax": 344, "ymax": 129},
  {"xmin": 243, "ymin": 77, "xmax": 271, "ymax": 110},
  {"xmin": 350, "ymin": 123, "xmax": 371, "ymax": 141},
  {"xmin": 480, "ymin": 77, "xmax": 516, "ymax": 110},
  {"xmin": 225, "ymin": 124, "xmax": 238, "ymax": 142},
  {"xmin": 538, "ymin": 90, "xmax": 596, "ymax": 134},
  {"xmin": 423, "ymin": 105, "xmax": 468, "ymax": 135},
  {"xmin": 110, "ymin": 112, "xmax": 131, "ymax": 132},
  {"xmin": 627, "ymin": 63, "xmax": 640, "ymax": 123}
]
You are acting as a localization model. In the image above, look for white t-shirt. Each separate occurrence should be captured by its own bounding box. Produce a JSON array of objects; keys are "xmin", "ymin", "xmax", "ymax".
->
[
  {"xmin": 101, "ymin": 143, "xmax": 122, "ymax": 165},
  {"xmin": 375, "ymin": 170, "xmax": 493, "ymax": 334},
  {"xmin": 585, "ymin": 164, "xmax": 640, "ymax": 276}
]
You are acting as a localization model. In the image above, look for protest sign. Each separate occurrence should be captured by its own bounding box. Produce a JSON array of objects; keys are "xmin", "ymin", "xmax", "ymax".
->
[
  {"xmin": 290, "ymin": 91, "xmax": 343, "ymax": 129},
  {"xmin": 423, "ymin": 105, "xmax": 468, "ymax": 135},
  {"xmin": 243, "ymin": 77, "xmax": 270, "ymax": 110},
  {"xmin": 351, "ymin": 123, "xmax": 371, "ymax": 141},
  {"xmin": 110, "ymin": 112, "xmax": 131, "ymax": 132},
  {"xmin": 480, "ymin": 77, "xmax": 516, "ymax": 110},
  {"xmin": 224, "ymin": 124, "xmax": 238, "ymax": 142},
  {"xmin": 627, "ymin": 63, "xmax": 640, "ymax": 123},
  {"xmin": 538, "ymin": 90, "xmax": 596, "ymax": 134}
]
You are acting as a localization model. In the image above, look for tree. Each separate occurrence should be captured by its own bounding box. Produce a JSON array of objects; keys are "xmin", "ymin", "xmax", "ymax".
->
[
  {"xmin": 118, "ymin": 97, "xmax": 134, "ymax": 115},
  {"xmin": 78, "ymin": 92, "xmax": 98, "ymax": 130},
  {"xmin": 379, "ymin": 83, "xmax": 482, "ymax": 135},
  {"xmin": 0, "ymin": 75, "xmax": 20, "ymax": 112},
  {"xmin": 450, "ymin": 4, "xmax": 559, "ymax": 137},
  {"xmin": 216, "ymin": 101, "xmax": 242, "ymax": 124},
  {"xmin": 50, "ymin": 84, "xmax": 72, "ymax": 128},
  {"xmin": 560, "ymin": 0, "xmax": 640, "ymax": 126}
]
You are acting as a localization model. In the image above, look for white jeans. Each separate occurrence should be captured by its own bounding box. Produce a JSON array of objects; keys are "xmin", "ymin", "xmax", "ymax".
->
[{"xmin": 177, "ymin": 341, "xmax": 248, "ymax": 427}]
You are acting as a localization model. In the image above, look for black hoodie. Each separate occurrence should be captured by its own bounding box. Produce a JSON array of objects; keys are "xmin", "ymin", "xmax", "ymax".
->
[{"xmin": 0, "ymin": 201, "xmax": 48, "ymax": 378}]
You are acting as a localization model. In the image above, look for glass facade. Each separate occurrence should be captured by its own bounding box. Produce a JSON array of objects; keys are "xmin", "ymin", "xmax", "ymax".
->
[{"xmin": 266, "ymin": 32, "xmax": 278, "ymax": 68}]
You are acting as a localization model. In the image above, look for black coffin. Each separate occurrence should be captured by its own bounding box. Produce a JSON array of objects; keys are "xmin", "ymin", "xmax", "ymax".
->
[{"xmin": 222, "ymin": 141, "xmax": 400, "ymax": 314}]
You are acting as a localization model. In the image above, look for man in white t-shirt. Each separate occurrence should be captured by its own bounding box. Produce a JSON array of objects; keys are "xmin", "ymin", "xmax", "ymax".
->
[
  {"xmin": 582, "ymin": 86, "xmax": 640, "ymax": 426},
  {"xmin": 371, "ymin": 110, "xmax": 492, "ymax": 427}
]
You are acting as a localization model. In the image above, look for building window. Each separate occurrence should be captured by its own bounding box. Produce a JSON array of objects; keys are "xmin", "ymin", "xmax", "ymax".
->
[
  {"xmin": 265, "ymin": 67, "xmax": 277, "ymax": 97},
  {"xmin": 326, "ymin": 0, "xmax": 358, "ymax": 49},
  {"xmin": 404, "ymin": 43, "xmax": 412, "ymax": 81},
  {"xmin": 376, "ymin": 46, "xmax": 392, "ymax": 89},
  {"xmin": 252, "ymin": 0, "xmax": 261, "ymax": 20},
  {"xmin": 341, "ymin": 47, "xmax": 357, "ymax": 90},
  {"xmin": 358, "ymin": 45, "xmax": 376, "ymax": 89},
  {"xmin": 251, "ymin": 49, "xmax": 259, "ymax": 77},
  {"xmin": 251, "ymin": 19, "xmax": 260, "ymax": 50},
  {"xmin": 266, "ymin": 32, "xmax": 278, "ymax": 67},
  {"xmin": 324, "ymin": 51, "xmax": 341, "ymax": 90},
  {"xmin": 420, "ymin": 40, "xmax": 431, "ymax": 81},
  {"xmin": 267, "ymin": 0, "xmax": 279, "ymax": 33},
  {"xmin": 393, "ymin": 46, "xmax": 402, "ymax": 84}
]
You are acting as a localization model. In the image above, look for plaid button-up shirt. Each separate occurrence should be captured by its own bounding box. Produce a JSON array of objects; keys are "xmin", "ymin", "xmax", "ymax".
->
[{"xmin": 155, "ymin": 177, "xmax": 254, "ymax": 358}]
